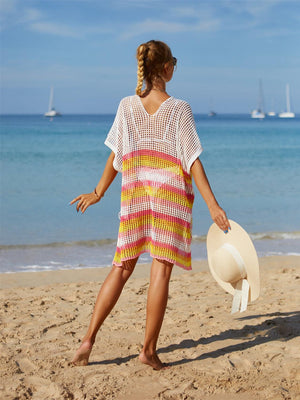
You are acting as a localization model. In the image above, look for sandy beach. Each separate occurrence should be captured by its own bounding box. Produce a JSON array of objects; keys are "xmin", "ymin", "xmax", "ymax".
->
[{"xmin": 1, "ymin": 255, "xmax": 299, "ymax": 400}]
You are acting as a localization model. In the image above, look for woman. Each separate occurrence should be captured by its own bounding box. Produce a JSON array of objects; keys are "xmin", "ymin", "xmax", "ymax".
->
[{"xmin": 70, "ymin": 40, "xmax": 230, "ymax": 370}]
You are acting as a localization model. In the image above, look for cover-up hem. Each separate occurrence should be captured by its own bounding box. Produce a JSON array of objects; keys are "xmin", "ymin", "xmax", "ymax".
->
[{"xmin": 112, "ymin": 250, "xmax": 192, "ymax": 271}]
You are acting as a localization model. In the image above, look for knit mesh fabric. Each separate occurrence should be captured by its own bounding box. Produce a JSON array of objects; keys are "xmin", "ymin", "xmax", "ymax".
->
[{"xmin": 105, "ymin": 95, "xmax": 203, "ymax": 270}]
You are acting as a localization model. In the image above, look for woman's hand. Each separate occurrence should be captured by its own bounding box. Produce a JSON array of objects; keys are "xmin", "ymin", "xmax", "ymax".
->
[
  {"xmin": 209, "ymin": 204, "xmax": 231, "ymax": 233},
  {"xmin": 70, "ymin": 192, "xmax": 101, "ymax": 214}
]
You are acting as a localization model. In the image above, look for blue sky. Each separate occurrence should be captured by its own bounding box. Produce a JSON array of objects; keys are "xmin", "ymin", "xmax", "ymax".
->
[{"xmin": 1, "ymin": 0, "xmax": 299, "ymax": 114}]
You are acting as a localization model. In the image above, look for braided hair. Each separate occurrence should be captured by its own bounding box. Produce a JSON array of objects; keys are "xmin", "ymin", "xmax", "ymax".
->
[{"xmin": 135, "ymin": 40, "xmax": 173, "ymax": 96}]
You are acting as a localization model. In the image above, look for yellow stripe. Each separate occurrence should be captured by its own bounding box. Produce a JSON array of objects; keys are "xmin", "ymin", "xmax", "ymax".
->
[
  {"xmin": 119, "ymin": 216, "xmax": 191, "ymax": 239},
  {"xmin": 122, "ymin": 155, "xmax": 189, "ymax": 181}
]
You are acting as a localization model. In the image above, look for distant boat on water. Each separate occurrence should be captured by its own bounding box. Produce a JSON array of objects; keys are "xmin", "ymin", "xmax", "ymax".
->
[
  {"xmin": 279, "ymin": 84, "xmax": 295, "ymax": 118},
  {"xmin": 267, "ymin": 99, "xmax": 276, "ymax": 116},
  {"xmin": 251, "ymin": 79, "xmax": 265, "ymax": 119},
  {"xmin": 44, "ymin": 87, "xmax": 61, "ymax": 117},
  {"xmin": 208, "ymin": 97, "xmax": 217, "ymax": 117}
]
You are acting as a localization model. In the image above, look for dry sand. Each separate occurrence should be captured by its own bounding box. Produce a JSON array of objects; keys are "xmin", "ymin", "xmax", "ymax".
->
[{"xmin": 0, "ymin": 256, "xmax": 299, "ymax": 400}]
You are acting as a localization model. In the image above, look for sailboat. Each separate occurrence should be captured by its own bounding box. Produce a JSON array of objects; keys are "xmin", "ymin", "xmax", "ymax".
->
[
  {"xmin": 267, "ymin": 99, "xmax": 276, "ymax": 116},
  {"xmin": 208, "ymin": 97, "xmax": 216, "ymax": 117},
  {"xmin": 279, "ymin": 84, "xmax": 295, "ymax": 118},
  {"xmin": 44, "ymin": 87, "xmax": 61, "ymax": 117},
  {"xmin": 251, "ymin": 79, "xmax": 265, "ymax": 119}
]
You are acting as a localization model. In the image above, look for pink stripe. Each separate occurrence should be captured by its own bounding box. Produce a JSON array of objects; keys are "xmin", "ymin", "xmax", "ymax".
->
[
  {"xmin": 116, "ymin": 237, "xmax": 191, "ymax": 259},
  {"xmin": 121, "ymin": 196, "xmax": 192, "ymax": 221},
  {"xmin": 113, "ymin": 251, "xmax": 192, "ymax": 270},
  {"xmin": 121, "ymin": 197, "xmax": 193, "ymax": 217},
  {"xmin": 122, "ymin": 168, "xmax": 189, "ymax": 186}
]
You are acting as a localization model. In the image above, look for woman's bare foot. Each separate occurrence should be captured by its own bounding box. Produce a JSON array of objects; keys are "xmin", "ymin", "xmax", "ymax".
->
[
  {"xmin": 139, "ymin": 351, "xmax": 169, "ymax": 370},
  {"xmin": 71, "ymin": 340, "xmax": 93, "ymax": 366}
]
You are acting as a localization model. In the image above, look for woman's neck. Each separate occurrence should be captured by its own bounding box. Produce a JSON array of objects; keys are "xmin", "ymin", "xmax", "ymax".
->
[
  {"xmin": 151, "ymin": 87, "xmax": 167, "ymax": 93},
  {"xmin": 147, "ymin": 78, "xmax": 167, "ymax": 93}
]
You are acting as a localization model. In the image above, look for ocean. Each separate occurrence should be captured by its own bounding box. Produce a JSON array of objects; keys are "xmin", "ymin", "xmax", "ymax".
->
[{"xmin": 1, "ymin": 113, "xmax": 299, "ymax": 273}]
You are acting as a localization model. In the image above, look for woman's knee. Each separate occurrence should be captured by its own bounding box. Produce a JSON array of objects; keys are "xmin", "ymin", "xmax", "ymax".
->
[
  {"xmin": 112, "ymin": 257, "xmax": 138, "ymax": 281},
  {"xmin": 155, "ymin": 258, "xmax": 173, "ymax": 268},
  {"xmin": 151, "ymin": 258, "xmax": 173, "ymax": 280}
]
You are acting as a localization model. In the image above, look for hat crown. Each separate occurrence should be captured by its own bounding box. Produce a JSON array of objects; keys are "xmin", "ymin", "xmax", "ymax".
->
[{"xmin": 211, "ymin": 243, "xmax": 247, "ymax": 283}]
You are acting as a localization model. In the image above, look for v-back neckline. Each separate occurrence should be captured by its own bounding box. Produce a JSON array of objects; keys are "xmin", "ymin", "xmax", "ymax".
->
[{"xmin": 136, "ymin": 95, "xmax": 173, "ymax": 117}]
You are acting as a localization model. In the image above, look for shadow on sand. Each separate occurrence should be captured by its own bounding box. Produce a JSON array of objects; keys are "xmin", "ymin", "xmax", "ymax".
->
[
  {"xmin": 88, "ymin": 310, "xmax": 300, "ymax": 367},
  {"xmin": 158, "ymin": 310, "xmax": 300, "ymax": 367}
]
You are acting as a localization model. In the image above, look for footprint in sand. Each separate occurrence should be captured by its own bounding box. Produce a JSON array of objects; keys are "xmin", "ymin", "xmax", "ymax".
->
[
  {"xmin": 16, "ymin": 358, "xmax": 38, "ymax": 374},
  {"xmin": 227, "ymin": 356, "xmax": 251, "ymax": 370}
]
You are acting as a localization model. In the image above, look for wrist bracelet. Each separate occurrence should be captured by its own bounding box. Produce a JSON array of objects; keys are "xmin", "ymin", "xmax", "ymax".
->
[{"xmin": 94, "ymin": 188, "xmax": 102, "ymax": 199}]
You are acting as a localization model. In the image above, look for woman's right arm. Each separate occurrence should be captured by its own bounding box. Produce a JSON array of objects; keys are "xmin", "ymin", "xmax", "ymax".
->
[{"xmin": 70, "ymin": 151, "xmax": 118, "ymax": 214}]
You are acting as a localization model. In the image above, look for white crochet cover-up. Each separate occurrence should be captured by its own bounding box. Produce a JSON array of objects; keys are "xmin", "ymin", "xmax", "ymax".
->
[{"xmin": 105, "ymin": 95, "xmax": 203, "ymax": 269}]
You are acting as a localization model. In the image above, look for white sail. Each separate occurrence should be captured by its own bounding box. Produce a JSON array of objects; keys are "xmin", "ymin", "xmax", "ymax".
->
[
  {"xmin": 44, "ymin": 87, "xmax": 61, "ymax": 117},
  {"xmin": 279, "ymin": 84, "xmax": 295, "ymax": 118}
]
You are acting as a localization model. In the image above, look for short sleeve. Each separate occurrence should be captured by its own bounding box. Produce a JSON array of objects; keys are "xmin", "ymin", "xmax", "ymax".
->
[
  {"xmin": 104, "ymin": 100, "xmax": 124, "ymax": 172},
  {"xmin": 178, "ymin": 102, "xmax": 203, "ymax": 173}
]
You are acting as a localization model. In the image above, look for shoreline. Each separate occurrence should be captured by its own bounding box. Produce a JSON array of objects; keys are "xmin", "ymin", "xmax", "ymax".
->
[
  {"xmin": 1, "ymin": 255, "xmax": 299, "ymax": 289},
  {"xmin": 1, "ymin": 234, "xmax": 300, "ymax": 274}
]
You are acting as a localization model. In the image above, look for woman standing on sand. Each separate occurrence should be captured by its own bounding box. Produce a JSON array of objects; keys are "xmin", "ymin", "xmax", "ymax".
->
[{"xmin": 70, "ymin": 40, "xmax": 230, "ymax": 370}]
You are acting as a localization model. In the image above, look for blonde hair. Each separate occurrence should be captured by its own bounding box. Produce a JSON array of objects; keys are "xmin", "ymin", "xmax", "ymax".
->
[{"xmin": 135, "ymin": 40, "xmax": 173, "ymax": 96}]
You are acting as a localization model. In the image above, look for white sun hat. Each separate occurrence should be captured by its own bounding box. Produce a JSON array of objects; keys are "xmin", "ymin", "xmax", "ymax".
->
[{"xmin": 207, "ymin": 220, "xmax": 260, "ymax": 314}]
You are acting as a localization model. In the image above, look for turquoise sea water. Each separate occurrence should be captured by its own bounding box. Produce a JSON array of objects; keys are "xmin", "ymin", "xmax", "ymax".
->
[{"xmin": 1, "ymin": 113, "xmax": 299, "ymax": 273}]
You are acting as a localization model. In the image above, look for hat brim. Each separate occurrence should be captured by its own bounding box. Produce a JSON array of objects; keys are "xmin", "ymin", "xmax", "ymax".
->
[{"xmin": 207, "ymin": 220, "xmax": 260, "ymax": 301}]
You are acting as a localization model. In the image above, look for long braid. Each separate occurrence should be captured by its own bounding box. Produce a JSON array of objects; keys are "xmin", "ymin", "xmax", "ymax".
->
[
  {"xmin": 135, "ymin": 40, "xmax": 173, "ymax": 96},
  {"xmin": 136, "ymin": 44, "xmax": 148, "ymax": 96}
]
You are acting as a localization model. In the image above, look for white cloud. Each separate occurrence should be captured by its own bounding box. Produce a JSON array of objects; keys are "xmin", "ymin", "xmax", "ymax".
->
[
  {"xmin": 0, "ymin": 0, "xmax": 83, "ymax": 38},
  {"xmin": 0, "ymin": 1, "xmax": 111, "ymax": 38},
  {"xmin": 0, "ymin": 0, "xmax": 17, "ymax": 30},
  {"xmin": 171, "ymin": 6, "xmax": 198, "ymax": 18},
  {"xmin": 0, "ymin": 0, "xmax": 17, "ymax": 13},
  {"xmin": 222, "ymin": 0, "xmax": 285, "ymax": 19},
  {"xmin": 244, "ymin": 0, "xmax": 283, "ymax": 17},
  {"xmin": 29, "ymin": 21, "xmax": 82, "ymax": 38},
  {"xmin": 121, "ymin": 17, "xmax": 220, "ymax": 40},
  {"xmin": 21, "ymin": 7, "xmax": 43, "ymax": 24}
]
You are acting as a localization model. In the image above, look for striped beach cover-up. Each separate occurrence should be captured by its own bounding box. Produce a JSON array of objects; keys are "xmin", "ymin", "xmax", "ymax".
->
[{"xmin": 105, "ymin": 95, "xmax": 203, "ymax": 270}]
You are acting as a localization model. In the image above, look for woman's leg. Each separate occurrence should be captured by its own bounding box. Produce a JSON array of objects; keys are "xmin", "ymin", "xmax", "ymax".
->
[
  {"xmin": 139, "ymin": 258, "xmax": 173, "ymax": 370},
  {"xmin": 72, "ymin": 257, "xmax": 138, "ymax": 366}
]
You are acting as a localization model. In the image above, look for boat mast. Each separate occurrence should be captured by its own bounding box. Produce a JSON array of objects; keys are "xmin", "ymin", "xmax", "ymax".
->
[
  {"xmin": 286, "ymin": 84, "xmax": 290, "ymax": 113},
  {"xmin": 258, "ymin": 79, "xmax": 265, "ymax": 113},
  {"xmin": 48, "ymin": 87, "xmax": 54, "ymax": 112}
]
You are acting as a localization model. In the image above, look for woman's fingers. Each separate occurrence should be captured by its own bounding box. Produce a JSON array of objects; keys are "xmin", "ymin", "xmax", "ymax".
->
[
  {"xmin": 217, "ymin": 214, "xmax": 230, "ymax": 232},
  {"xmin": 210, "ymin": 205, "xmax": 231, "ymax": 233},
  {"xmin": 81, "ymin": 200, "xmax": 91, "ymax": 214},
  {"xmin": 70, "ymin": 193, "xmax": 99, "ymax": 213},
  {"xmin": 77, "ymin": 198, "xmax": 85, "ymax": 212},
  {"xmin": 70, "ymin": 195, "xmax": 82, "ymax": 205}
]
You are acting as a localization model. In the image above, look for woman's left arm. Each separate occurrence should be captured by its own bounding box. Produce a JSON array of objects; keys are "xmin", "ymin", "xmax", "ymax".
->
[
  {"xmin": 70, "ymin": 151, "xmax": 118, "ymax": 214},
  {"xmin": 191, "ymin": 158, "xmax": 231, "ymax": 232}
]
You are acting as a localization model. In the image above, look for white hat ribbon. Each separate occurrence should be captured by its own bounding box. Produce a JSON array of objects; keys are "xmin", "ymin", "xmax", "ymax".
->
[{"xmin": 218, "ymin": 243, "xmax": 250, "ymax": 314}]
